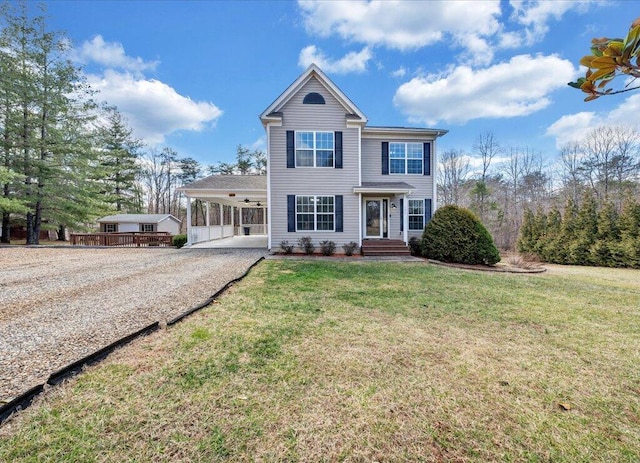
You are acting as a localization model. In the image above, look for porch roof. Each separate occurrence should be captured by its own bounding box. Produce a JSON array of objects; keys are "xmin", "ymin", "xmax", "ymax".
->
[
  {"xmin": 353, "ymin": 181, "xmax": 415, "ymax": 194},
  {"xmin": 178, "ymin": 175, "xmax": 267, "ymax": 205}
]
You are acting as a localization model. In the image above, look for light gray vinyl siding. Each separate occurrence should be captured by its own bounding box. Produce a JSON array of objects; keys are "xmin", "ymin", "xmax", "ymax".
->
[
  {"xmin": 362, "ymin": 136, "xmax": 435, "ymax": 239},
  {"xmin": 269, "ymin": 77, "xmax": 360, "ymax": 247}
]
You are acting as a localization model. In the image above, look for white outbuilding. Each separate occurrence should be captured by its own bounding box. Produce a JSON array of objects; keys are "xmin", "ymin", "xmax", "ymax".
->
[{"xmin": 97, "ymin": 214, "xmax": 182, "ymax": 235}]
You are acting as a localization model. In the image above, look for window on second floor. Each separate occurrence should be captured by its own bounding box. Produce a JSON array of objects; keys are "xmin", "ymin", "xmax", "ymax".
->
[
  {"xmin": 390, "ymin": 142, "xmax": 423, "ymax": 174},
  {"xmin": 296, "ymin": 131, "xmax": 334, "ymax": 168}
]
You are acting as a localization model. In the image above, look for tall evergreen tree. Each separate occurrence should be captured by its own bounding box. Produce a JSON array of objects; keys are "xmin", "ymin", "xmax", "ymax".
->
[
  {"xmin": 570, "ymin": 192, "xmax": 598, "ymax": 264},
  {"xmin": 96, "ymin": 106, "xmax": 142, "ymax": 212},
  {"xmin": 1, "ymin": 2, "xmax": 101, "ymax": 243}
]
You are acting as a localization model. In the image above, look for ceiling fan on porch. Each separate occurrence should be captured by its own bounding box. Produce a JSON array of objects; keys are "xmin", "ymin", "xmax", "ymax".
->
[{"xmin": 239, "ymin": 198, "xmax": 263, "ymax": 207}]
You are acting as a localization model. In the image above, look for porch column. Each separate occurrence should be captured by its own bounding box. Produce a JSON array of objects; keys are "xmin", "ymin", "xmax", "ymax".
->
[
  {"xmin": 403, "ymin": 193, "xmax": 408, "ymax": 244},
  {"xmin": 186, "ymin": 196, "xmax": 193, "ymax": 246},
  {"xmin": 219, "ymin": 203, "xmax": 223, "ymax": 237},
  {"xmin": 231, "ymin": 205, "xmax": 235, "ymax": 235},
  {"xmin": 205, "ymin": 201, "xmax": 211, "ymax": 241},
  {"xmin": 357, "ymin": 193, "xmax": 362, "ymax": 246}
]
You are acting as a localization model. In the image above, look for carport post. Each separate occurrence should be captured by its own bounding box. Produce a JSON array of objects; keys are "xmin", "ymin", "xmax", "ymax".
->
[
  {"xmin": 186, "ymin": 196, "xmax": 193, "ymax": 246},
  {"xmin": 219, "ymin": 203, "xmax": 223, "ymax": 237},
  {"xmin": 205, "ymin": 201, "xmax": 210, "ymax": 241}
]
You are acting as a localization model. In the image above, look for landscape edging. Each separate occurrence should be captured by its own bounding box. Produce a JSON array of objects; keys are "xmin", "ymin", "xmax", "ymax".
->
[{"xmin": 0, "ymin": 255, "xmax": 265, "ymax": 427}]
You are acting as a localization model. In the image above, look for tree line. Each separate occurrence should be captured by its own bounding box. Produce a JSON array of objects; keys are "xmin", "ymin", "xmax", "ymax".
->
[
  {"xmin": 0, "ymin": 3, "xmax": 264, "ymax": 244},
  {"xmin": 438, "ymin": 126, "xmax": 640, "ymax": 266}
]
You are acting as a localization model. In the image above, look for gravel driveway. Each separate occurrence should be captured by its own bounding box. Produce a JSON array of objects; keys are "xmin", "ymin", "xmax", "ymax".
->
[{"xmin": 0, "ymin": 247, "xmax": 265, "ymax": 402}]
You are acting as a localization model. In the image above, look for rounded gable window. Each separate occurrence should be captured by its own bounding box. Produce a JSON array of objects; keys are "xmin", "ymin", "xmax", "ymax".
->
[{"xmin": 303, "ymin": 92, "xmax": 325, "ymax": 104}]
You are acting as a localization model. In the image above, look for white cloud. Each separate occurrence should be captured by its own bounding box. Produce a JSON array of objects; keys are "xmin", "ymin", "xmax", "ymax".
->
[
  {"xmin": 250, "ymin": 137, "xmax": 266, "ymax": 151},
  {"xmin": 545, "ymin": 112, "xmax": 597, "ymax": 147},
  {"xmin": 77, "ymin": 35, "xmax": 159, "ymax": 73},
  {"xmin": 298, "ymin": 45, "xmax": 372, "ymax": 74},
  {"xmin": 391, "ymin": 66, "xmax": 407, "ymax": 78},
  {"xmin": 298, "ymin": 0, "xmax": 501, "ymax": 63},
  {"xmin": 87, "ymin": 70, "xmax": 223, "ymax": 145},
  {"xmin": 546, "ymin": 93, "xmax": 640, "ymax": 148},
  {"xmin": 509, "ymin": 0, "xmax": 591, "ymax": 45},
  {"xmin": 394, "ymin": 54, "xmax": 577, "ymax": 125}
]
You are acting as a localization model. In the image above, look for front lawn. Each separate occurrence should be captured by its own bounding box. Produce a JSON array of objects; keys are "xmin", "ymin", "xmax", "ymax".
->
[{"xmin": 1, "ymin": 261, "xmax": 639, "ymax": 461}]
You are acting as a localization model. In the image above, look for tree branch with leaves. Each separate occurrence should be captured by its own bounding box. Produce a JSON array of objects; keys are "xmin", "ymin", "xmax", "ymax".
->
[{"xmin": 569, "ymin": 17, "xmax": 640, "ymax": 101}]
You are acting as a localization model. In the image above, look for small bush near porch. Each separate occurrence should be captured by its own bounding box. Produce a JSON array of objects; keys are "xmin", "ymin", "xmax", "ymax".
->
[{"xmin": 1, "ymin": 262, "xmax": 638, "ymax": 461}]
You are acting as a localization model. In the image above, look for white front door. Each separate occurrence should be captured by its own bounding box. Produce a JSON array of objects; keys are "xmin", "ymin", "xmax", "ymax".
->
[{"xmin": 364, "ymin": 198, "xmax": 389, "ymax": 238}]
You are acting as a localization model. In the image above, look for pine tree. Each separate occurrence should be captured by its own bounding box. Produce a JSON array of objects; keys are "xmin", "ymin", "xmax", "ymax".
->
[
  {"xmin": 1, "ymin": 2, "xmax": 101, "ymax": 243},
  {"xmin": 517, "ymin": 208, "xmax": 536, "ymax": 254},
  {"xmin": 532, "ymin": 207, "xmax": 548, "ymax": 257},
  {"xmin": 542, "ymin": 204, "xmax": 563, "ymax": 262},
  {"xmin": 619, "ymin": 198, "xmax": 640, "ymax": 268},
  {"xmin": 96, "ymin": 106, "xmax": 142, "ymax": 212},
  {"xmin": 591, "ymin": 202, "xmax": 620, "ymax": 266},
  {"xmin": 552, "ymin": 198, "xmax": 578, "ymax": 263},
  {"xmin": 570, "ymin": 192, "xmax": 598, "ymax": 265}
]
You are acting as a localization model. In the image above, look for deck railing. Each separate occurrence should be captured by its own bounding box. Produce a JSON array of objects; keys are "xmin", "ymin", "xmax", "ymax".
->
[{"xmin": 70, "ymin": 232, "xmax": 173, "ymax": 247}]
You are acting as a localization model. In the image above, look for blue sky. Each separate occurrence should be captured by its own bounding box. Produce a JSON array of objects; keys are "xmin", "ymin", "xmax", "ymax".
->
[{"xmin": 39, "ymin": 0, "xmax": 640, "ymax": 169}]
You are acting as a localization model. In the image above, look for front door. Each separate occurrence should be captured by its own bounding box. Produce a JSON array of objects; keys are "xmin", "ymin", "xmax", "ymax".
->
[{"xmin": 364, "ymin": 198, "xmax": 389, "ymax": 238}]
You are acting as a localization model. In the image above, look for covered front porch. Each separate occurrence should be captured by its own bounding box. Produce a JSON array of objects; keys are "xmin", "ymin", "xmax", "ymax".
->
[
  {"xmin": 354, "ymin": 182, "xmax": 416, "ymax": 245},
  {"xmin": 177, "ymin": 175, "xmax": 268, "ymax": 248}
]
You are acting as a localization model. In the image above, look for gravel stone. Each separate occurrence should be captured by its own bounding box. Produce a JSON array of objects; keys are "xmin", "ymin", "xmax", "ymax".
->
[{"xmin": 0, "ymin": 247, "xmax": 265, "ymax": 402}]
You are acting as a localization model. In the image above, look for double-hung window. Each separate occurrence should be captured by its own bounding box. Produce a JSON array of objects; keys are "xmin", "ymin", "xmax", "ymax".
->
[
  {"xmin": 408, "ymin": 199, "xmax": 425, "ymax": 230},
  {"xmin": 140, "ymin": 223, "xmax": 155, "ymax": 232},
  {"xmin": 389, "ymin": 142, "xmax": 423, "ymax": 174},
  {"xmin": 104, "ymin": 223, "xmax": 117, "ymax": 233},
  {"xmin": 296, "ymin": 131, "xmax": 334, "ymax": 167},
  {"xmin": 296, "ymin": 195, "xmax": 335, "ymax": 231}
]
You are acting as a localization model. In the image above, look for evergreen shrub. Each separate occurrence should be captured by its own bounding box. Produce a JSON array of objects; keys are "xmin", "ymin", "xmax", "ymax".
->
[
  {"xmin": 172, "ymin": 234, "xmax": 187, "ymax": 248},
  {"xmin": 421, "ymin": 205, "xmax": 500, "ymax": 265}
]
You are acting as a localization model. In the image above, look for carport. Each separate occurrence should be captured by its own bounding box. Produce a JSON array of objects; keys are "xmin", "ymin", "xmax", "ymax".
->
[{"xmin": 177, "ymin": 175, "xmax": 267, "ymax": 248}]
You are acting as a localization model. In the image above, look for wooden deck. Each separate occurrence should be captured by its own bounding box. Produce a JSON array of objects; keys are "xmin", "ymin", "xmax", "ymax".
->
[{"xmin": 70, "ymin": 232, "xmax": 173, "ymax": 247}]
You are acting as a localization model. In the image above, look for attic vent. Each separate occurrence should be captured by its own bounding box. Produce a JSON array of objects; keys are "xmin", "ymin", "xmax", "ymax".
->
[{"xmin": 303, "ymin": 92, "xmax": 325, "ymax": 104}]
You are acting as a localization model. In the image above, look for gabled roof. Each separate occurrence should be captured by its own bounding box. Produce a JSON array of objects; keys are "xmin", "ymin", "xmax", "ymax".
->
[
  {"xmin": 98, "ymin": 214, "xmax": 181, "ymax": 224},
  {"xmin": 259, "ymin": 64, "xmax": 368, "ymax": 125}
]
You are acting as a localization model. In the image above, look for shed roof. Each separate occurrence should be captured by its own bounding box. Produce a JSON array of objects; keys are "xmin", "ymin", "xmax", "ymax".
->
[{"xmin": 98, "ymin": 214, "xmax": 181, "ymax": 224}]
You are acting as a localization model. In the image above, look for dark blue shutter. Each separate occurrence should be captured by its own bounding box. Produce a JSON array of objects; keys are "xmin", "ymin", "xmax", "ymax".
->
[
  {"xmin": 287, "ymin": 195, "xmax": 296, "ymax": 232},
  {"xmin": 382, "ymin": 142, "xmax": 389, "ymax": 175},
  {"xmin": 286, "ymin": 131, "xmax": 295, "ymax": 168},
  {"xmin": 399, "ymin": 198, "xmax": 404, "ymax": 232},
  {"xmin": 334, "ymin": 131, "xmax": 343, "ymax": 169},
  {"xmin": 423, "ymin": 142, "xmax": 431, "ymax": 176},
  {"xmin": 425, "ymin": 199, "xmax": 432, "ymax": 225},
  {"xmin": 335, "ymin": 195, "xmax": 343, "ymax": 232}
]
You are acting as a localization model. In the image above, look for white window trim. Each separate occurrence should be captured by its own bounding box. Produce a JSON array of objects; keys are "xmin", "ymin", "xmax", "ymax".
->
[
  {"xmin": 140, "ymin": 223, "xmax": 155, "ymax": 232},
  {"xmin": 295, "ymin": 131, "xmax": 335, "ymax": 168},
  {"xmin": 389, "ymin": 142, "xmax": 423, "ymax": 175},
  {"xmin": 408, "ymin": 199, "xmax": 425, "ymax": 231},
  {"xmin": 295, "ymin": 195, "xmax": 336, "ymax": 232},
  {"xmin": 104, "ymin": 223, "xmax": 117, "ymax": 233}
]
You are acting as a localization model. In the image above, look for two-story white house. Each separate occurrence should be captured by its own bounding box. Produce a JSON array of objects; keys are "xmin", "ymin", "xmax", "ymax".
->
[{"xmin": 180, "ymin": 64, "xmax": 447, "ymax": 254}]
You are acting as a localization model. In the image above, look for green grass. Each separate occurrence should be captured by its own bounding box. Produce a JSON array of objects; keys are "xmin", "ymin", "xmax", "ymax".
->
[{"xmin": 1, "ymin": 261, "xmax": 639, "ymax": 462}]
